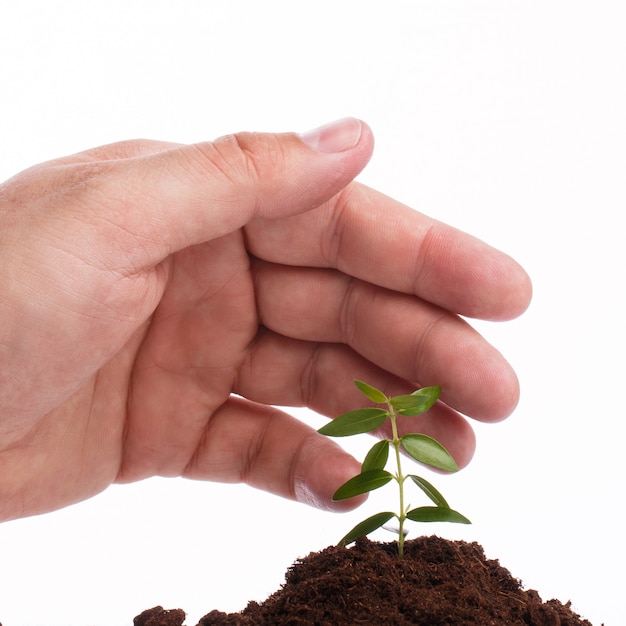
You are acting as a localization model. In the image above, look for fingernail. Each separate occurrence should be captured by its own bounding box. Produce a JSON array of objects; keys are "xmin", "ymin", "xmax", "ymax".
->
[{"xmin": 299, "ymin": 117, "xmax": 363, "ymax": 153}]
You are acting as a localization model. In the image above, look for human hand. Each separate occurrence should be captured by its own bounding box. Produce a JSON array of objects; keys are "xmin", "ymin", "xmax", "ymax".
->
[{"xmin": 0, "ymin": 118, "xmax": 531, "ymax": 522}]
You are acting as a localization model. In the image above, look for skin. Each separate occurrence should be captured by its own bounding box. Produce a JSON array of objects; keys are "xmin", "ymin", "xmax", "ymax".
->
[{"xmin": 0, "ymin": 118, "xmax": 531, "ymax": 522}]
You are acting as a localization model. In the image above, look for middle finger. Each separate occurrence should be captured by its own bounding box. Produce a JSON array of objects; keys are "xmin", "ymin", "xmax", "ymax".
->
[{"xmin": 252, "ymin": 259, "xmax": 519, "ymax": 423}]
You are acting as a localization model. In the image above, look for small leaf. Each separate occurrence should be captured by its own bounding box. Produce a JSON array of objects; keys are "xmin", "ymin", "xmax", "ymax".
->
[
  {"xmin": 406, "ymin": 506, "xmax": 471, "ymax": 524},
  {"xmin": 391, "ymin": 386, "xmax": 441, "ymax": 416},
  {"xmin": 338, "ymin": 512, "xmax": 395, "ymax": 547},
  {"xmin": 332, "ymin": 469, "xmax": 394, "ymax": 501},
  {"xmin": 382, "ymin": 525, "xmax": 408, "ymax": 538},
  {"xmin": 409, "ymin": 475, "xmax": 450, "ymax": 508},
  {"xmin": 317, "ymin": 408, "xmax": 388, "ymax": 437},
  {"xmin": 400, "ymin": 434, "xmax": 459, "ymax": 472},
  {"xmin": 354, "ymin": 379, "xmax": 388, "ymax": 404},
  {"xmin": 361, "ymin": 440, "xmax": 390, "ymax": 472}
]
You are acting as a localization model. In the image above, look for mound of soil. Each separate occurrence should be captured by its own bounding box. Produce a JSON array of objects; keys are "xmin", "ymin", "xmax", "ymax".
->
[{"xmin": 135, "ymin": 535, "xmax": 597, "ymax": 625}]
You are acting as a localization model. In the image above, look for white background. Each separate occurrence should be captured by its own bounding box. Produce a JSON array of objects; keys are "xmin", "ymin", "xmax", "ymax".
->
[{"xmin": 1, "ymin": 2, "xmax": 624, "ymax": 625}]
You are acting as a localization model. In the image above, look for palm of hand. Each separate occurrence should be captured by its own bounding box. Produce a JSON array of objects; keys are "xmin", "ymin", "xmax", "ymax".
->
[{"xmin": 15, "ymin": 227, "xmax": 267, "ymax": 518}]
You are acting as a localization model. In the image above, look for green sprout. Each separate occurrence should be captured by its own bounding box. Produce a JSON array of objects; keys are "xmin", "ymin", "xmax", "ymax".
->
[{"xmin": 318, "ymin": 380, "xmax": 470, "ymax": 557}]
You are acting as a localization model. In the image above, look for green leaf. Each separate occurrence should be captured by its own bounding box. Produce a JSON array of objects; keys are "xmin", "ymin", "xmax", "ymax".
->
[
  {"xmin": 361, "ymin": 440, "xmax": 390, "ymax": 472},
  {"xmin": 332, "ymin": 469, "xmax": 394, "ymax": 501},
  {"xmin": 338, "ymin": 511, "xmax": 395, "ymax": 547},
  {"xmin": 409, "ymin": 475, "xmax": 450, "ymax": 508},
  {"xmin": 391, "ymin": 386, "xmax": 441, "ymax": 416},
  {"xmin": 354, "ymin": 379, "xmax": 388, "ymax": 404},
  {"xmin": 400, "ymin": 434, "xmax": 459, "ymax": 472},
  {"xmin": 317, "ymin": 408, "xmax": 388, "ymax": 437},
  {"xmin": 406, "ymin": 506, "xmax": 471, "ymax": 524}
]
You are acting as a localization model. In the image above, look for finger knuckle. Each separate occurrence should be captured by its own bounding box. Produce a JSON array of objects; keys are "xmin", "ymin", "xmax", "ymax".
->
[{"xmin": 194, "ymin": 132, "xmax": 286, "ymax": 192}]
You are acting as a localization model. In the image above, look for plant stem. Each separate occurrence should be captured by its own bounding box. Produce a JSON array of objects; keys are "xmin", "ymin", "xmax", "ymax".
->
[{"xmin": 388, "ymin": 405, "xmax": 406, "ymax": 557}]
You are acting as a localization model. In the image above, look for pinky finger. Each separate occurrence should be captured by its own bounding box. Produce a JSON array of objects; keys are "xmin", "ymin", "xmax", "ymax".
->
[{"xmin": 182, "ymin": 396, "xmax": 366, "ymax": 512}]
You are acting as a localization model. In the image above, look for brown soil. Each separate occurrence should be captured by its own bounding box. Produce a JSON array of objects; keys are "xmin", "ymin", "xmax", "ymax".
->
[{"xmin": 134, "ymin": 535, "xmax": 597, "ymax": 625}]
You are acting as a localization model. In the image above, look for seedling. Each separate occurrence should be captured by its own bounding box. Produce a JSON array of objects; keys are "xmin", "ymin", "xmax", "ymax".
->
[{"xmin": 318, "ymin": 380, "xmax": 470, "ymax": 556}]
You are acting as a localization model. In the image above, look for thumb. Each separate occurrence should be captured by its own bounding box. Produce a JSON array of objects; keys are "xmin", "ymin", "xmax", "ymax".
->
[{"xmin": 94, "ymin": 117, "xmax": 374, "ymax": 268}]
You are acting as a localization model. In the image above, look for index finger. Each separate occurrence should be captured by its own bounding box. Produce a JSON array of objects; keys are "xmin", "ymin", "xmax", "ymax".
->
[{"xmin": 245, "ymin": 182, "xmax": 532, "ymax": 321}]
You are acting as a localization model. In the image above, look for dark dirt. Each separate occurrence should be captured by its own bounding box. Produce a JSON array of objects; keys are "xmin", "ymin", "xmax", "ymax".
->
[{"xmin": 134, "ymin": 535, "xmax": 597, "ymax": 625}]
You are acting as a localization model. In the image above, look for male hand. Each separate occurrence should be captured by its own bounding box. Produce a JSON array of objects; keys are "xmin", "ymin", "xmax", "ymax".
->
[{"xmin": 0, "ymin": 118, "xmax": 531, "ymax": 521}]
